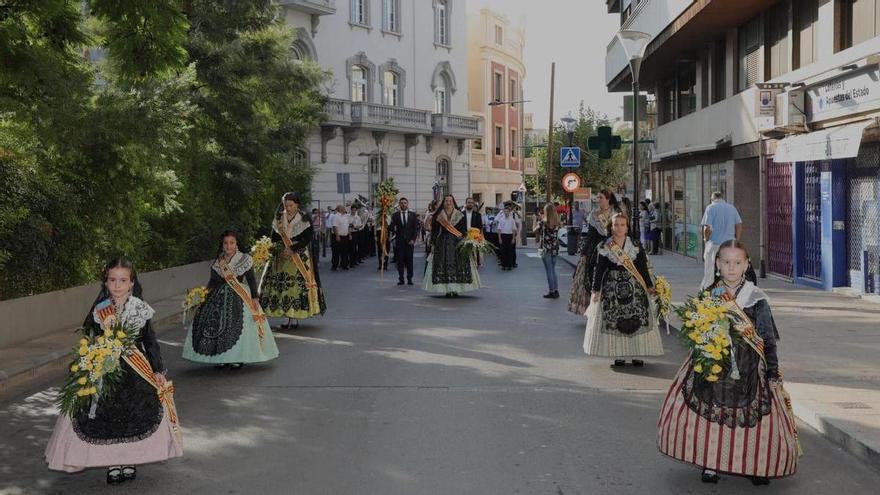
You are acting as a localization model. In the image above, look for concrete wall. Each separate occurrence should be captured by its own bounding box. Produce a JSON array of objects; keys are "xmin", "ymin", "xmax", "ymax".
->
[
  {"xmin": 0, "ymin": 261, "xmax": 210, "ymax": 348},
  {"xmin": 732, "ymin": 158, "xmax": 761, "ymax": 259}
]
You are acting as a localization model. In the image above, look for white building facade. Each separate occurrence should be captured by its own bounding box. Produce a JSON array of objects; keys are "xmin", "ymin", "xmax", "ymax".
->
[{"xmin": 281, "ymin": 0, "xmax": 481, "ymax": 212}]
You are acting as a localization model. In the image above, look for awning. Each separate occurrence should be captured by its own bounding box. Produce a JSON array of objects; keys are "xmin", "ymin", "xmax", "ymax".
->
[{"xmin": 774, "ymin": 120, "xmax": 874, "ymax": 163}]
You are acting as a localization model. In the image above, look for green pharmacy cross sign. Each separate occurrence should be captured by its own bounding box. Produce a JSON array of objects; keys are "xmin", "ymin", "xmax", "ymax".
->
[{"xmin": 588, "ymin": 126, "xmax": 622, "ymax": 160}]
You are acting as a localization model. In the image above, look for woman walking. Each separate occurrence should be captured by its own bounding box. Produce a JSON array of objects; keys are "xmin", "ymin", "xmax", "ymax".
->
[
  {"xmin": 183, "ymin": 230, "xmax": 279, "ymax": 369},
  {"xmin": 423, "ymin": 194, "xmax": 482, "ymax": 297},
  {"xmin": 568, "ymin": 190, "xmax": 619, "ymax": 315},
  {"xmin": 583, "ymin": 213, "xmax": 664, "ymax": 366},
  {"xmin": 534, "ymin": 203, "xmax": 561, "ymax": 298},
  {"xmin": 260, "ymin": 192, "xmax": 326, "ymax": 329}
]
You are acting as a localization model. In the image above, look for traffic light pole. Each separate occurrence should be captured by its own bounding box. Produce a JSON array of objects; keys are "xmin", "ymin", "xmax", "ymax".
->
[{"xmin": 631, "ymin": 80, "xmax": 640, "ymax": 239}]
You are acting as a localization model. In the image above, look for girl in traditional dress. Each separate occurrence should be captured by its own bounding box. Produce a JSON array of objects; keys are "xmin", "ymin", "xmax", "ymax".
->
[
  {"xmin": 657, "ymin": 240, "xmax": 798, "ymax": 485},
  {"xmin": 45, "ymin": 258, "xmax": 183, "ymax": 483},
  {"xmin": 183, "ymin": 230, "xmax": 279, "ymax": 369},
  {"xmin": 569, "ymin": 189, "xmax": 619, "ymax": 315},
  {"xmin": 260, "ymin": 192, "xmax": 327, "ymax": 329},
  {"xmin": 424, "ymin": 194, "xmax": 482, "ymax": 297},
  {"xmin": 584, "ymin": 213, "xmax": 664, "ymax": 367}
]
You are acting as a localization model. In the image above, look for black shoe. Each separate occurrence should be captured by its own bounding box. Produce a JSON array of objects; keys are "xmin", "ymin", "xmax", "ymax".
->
[
  {"xmin": 107, "ymin": 466, "xmax": 123, "ymax": 484},
  {"xmin": 122, "ymin": 466, "xmax": 136, "ymax": 482},
  {"xmin": 451, "ymin": 292, "xmax": 459, "ymax": 298},
  {"xmin": 397, "ymin": 280, "xmax": 404, "ymax": 285},
  {"xmin": 214, "ymin": 364, "xmax": 228, "ymax": 369},
  {"xmin": 230, "ymin": 363, "xmax": 244, "ymax": 370},
  {"xmin": 543, "ymin": 292, "xmax": 554, "ymax": 298},
  {"xmin": 750, "ymin": 476, "xmax": 770, "ymax": 486},
  {"xmin": 611, "ymin": 359, "xmax": 626, "ymax": 368},
  {"xmin": 701, "ymin": 469, "xmax": 719, "ymax": 484},
  {"xmin": 407, "ymin": 280, "xmax": 414, "ymax": 285},
  {"xmin": 331, "ymin": 267, "xmax": 337, "ymax": 271},
  {"xmin": 551, "ymin": 291, "xmax": 560, "ymax": 298},
  {"xmin": 632, "ymin": 359, "xmax": 645, "ymax": 367}
]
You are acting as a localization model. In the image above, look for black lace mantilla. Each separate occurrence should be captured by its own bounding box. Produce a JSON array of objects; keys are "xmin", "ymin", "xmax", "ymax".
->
[
  {"xmin": 72, "ymin": 359, "xmax": 164, "ymax": 444},
  {"xmin": 191, "ymin": 284, "xmax": 244, "ymax": 356},
  {"xmin": 599, "ymin": 266, "xmax": 650, "ymax": 335}
]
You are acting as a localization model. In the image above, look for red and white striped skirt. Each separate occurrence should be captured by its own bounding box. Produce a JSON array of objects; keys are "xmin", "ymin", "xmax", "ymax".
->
[{"xmin": 657, "ymin": 361, "xmax": 799, "ymax": 478}]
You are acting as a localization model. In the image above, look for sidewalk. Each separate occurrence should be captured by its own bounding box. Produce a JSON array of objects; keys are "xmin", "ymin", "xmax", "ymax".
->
[{"xmin": 561, "ymin": 249, "xmax": 880, "ymax": 470}]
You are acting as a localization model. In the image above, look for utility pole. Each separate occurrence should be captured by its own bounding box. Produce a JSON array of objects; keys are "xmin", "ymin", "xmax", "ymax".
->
[{"xmin": 545, "ymin": 62, "xmax": 555, "ymax": 203}]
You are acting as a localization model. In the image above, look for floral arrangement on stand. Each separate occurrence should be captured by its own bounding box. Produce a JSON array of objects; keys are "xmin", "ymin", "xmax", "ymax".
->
[
  {"xmin": 457, "ymin": 227, "xmax": 496, "ymax": 261},
  {"xmin": 250, "ymin": 236, "xmax": 274, "ymax": 271},
  {"xmin": 376, "ymin": 178, "xmax": 399, "ymax": 275},
  {"xmin": 653, "ymin": 275, "xmax": 672, "ymax": 334},
  {"xmin": 181, "ymin": 286, "xmax": 209, "ymax": 324},
  {"xmin": 674, "ymin": 291, "xmax": 741, "ymax": 383},
  {"xmin": 57, "ymin": 302, "xmax": 138, "ymax": 417}
]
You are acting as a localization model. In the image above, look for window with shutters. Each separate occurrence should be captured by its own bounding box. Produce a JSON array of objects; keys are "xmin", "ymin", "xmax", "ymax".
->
[
  {"xmin": 435, "ymin": 1, "xmax": 450, "ymax": 46},
  {"xmin": 510, "ymin": 129, "xmax": 517, "ymax": 158},
  {"xmin": 712, "ymin": 38, "xmax": 726, "ymax": 104},
  {"xmin": 494, "ymin": 126, "xmax": 503, "ymax": 156},
  {"xmin": 382, "ymin": 0, "xmax": 400, "ymax": 33},
  {"xmin": 493, "ymin": 71, "xmax": 503, "ymax": 102},
  {"xmin": 839, "ymin": 0, "xmax": 880, "ymax": 51},
  {"xmin": 738, "ymin": 15, "xmax": 762, "ymax": 92},
  {"xmin": 794, "ymin": 0, "xmax": 819, "ymax": 69},
  {"xmin": 351, "ymin": 0, "xmax": 369, "ymax": 26},
  {"xmin": 765, "ymin": 0, "xmax": 790, "ymax": 79}
]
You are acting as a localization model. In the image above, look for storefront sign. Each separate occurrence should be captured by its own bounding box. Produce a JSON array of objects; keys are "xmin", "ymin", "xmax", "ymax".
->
[
  {"xmin": 806, "ymin": 67, "xmax": 880, "ymax": 123},
  {"xmin": 755, "ymin": 83, "xmax": 787, "ymax": 132}
]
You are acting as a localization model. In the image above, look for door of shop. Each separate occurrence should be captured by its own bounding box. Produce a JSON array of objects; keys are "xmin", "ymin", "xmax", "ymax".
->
[
  {"xmin": 801, "ymin": 161, "xmax": 822, "ymax": 280},
  {"xmin": 847, "ymin": 144, "xmax": 880, "ymax": 294},
  {"xmin": 767, "ymin": 159, "xmax": 792, "ymax": 277}
]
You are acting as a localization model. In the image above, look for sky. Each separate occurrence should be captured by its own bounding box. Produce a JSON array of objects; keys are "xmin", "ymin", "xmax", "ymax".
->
[{"xmin": 467, "ymin": 0, "xmax": 623, "ymax": 129}]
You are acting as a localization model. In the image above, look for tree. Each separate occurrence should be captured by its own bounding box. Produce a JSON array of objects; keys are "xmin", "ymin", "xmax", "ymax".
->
[{"xmin": 526, "ymin": 103, "xmax": 630, "ymax": 201}]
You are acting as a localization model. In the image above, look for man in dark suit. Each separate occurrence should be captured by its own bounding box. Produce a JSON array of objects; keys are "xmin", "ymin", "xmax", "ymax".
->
[{"xmin": 391, "ymin": 197, "xmax": 419, "ymax": 285}]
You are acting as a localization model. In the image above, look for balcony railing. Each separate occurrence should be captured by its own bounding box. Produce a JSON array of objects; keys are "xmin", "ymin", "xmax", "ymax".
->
[
  {"xmin": 323, "ymin": 99, "xmax": 350, "ymax": 125},
  {"xmin": 431, "ymin": 113, "xmax": 482, "ymax": 138},
  {"xmin": 351, "ymin": 102, "xmax": 431, "ymax": 132},
  {"xmin": 278, "ymin": 0, "xmax": 336, "ymax": 15}
]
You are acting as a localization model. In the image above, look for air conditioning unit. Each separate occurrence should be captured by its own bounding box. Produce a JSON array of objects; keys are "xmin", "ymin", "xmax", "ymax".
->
[{"xmin": 775, "ymin": 91, "xmax": 808, "ymax": 133}]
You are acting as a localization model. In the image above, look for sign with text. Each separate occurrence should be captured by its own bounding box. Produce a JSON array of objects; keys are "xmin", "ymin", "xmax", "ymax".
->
[
  {"xmin": 573, "ymin": 187, "xmax": 591, "ymax": 201},
  {"xmin": 755, "ymin": 82, "xmax": 787, "ymax": 132},
  {"xmin": 806, "ymin": 67, "xmax": 880, "ymax": 123}
]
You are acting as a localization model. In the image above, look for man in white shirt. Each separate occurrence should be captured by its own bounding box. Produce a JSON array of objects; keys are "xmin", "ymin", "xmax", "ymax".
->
[
  {"xmin": 496, "ymin": 203, "xmax": 519, "ymax": 270},
  {"xmin": 331, "ymin": 205, "xmax": 352, "ymax": 270},
  {"xmin": 348, "ymin": 205, "xmax": 364, "ymax": 267}
]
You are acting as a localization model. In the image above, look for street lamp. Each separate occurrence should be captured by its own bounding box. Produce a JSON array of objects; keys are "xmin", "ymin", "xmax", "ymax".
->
[
  {"xmin": 489, "ymin": 98, "xmax": 531, "ymax": 245},
  {"xmin": 617, "ymin": 30, "xmax": 651, "ymax": 238}
]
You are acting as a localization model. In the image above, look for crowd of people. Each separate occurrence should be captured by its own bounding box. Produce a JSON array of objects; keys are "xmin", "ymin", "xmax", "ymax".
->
[{"xmin": 45, "ymin": 187, "xmax": 797, "ymax": 487}]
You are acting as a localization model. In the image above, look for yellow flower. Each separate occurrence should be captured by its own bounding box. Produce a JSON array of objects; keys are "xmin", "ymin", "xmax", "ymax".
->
[
  {"xmin": 693, "ymin": 363, "xmax": 703, "ymax": 373},
  {"xmin": 703, "ymin": 344, "xmax": 717, "ymax": 354},
  {"xmin": 89, "ymin": 387, "xmax": 98, "ymax": 395},
  {"xmin": 77, "ymin": 377, "xmax": 88, "ymax": 385},
  {"xmin": 97, "ymin": 336, "xmax": 105, "ymax": 345},
  {"xmin": 103, "ymin": 328, "xmax": 113, "ymax": 337},
  {"xmin": 78, "ymin": 346, "xmax": 88, "ymax": 356},
  {"xmin": 116, "ymin": 331, "xmax": 126, "ymax": 339},
  {"xmin": 706, "ymin": 374, "xmax": 719, "ymax": 382},
  {"xmin": 711, "ymin": 364, "xmax": 722, "ymax": 374},
  {"xmin": 711, "ymin": 351, "xmax": 722, "ymax": 360},
  {"xmin": 79, "ymin": 338, "xmax": 88, "ymax": 346},
  {"xmin": 70, "ymin": 364, "xmax": 79, "ymax": 372},
  {"xmin": 77, "ymin": 387, "xmax": 90, "ymax": 396}
]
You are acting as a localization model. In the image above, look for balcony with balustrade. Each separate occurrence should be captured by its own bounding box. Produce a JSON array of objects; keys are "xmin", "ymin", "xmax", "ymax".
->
[
  {"xmin": 322, "ymin": 99, "xmax": 481, "ymax": 138},
  {"xmin": 278, "ymin": 0, "xmax": 336, "ymax": 15},
  {"xmin": 431, "ymin": 113, "xmax": 482, "ymax": 139}
]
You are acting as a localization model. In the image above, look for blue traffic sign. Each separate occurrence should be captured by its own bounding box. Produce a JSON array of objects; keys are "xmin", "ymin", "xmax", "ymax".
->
[{"xmin": 560, "ymin": 146, "xmax": 581, "ymax": 168}]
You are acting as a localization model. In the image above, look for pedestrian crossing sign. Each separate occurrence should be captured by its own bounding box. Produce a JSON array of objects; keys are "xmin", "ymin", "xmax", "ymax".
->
[{"xmin": 560, "ymin": 147, "xmax": 581, "ymax": 168}]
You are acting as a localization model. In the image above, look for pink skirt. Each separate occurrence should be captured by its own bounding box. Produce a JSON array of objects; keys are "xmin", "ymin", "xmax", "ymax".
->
[
  {"xmin": 45, "ymin": 413, "xmax": 183, "ymax": 473},
  {"xmin": 657, "ymin": 361, "xmax": 799, "ymax": 478}
]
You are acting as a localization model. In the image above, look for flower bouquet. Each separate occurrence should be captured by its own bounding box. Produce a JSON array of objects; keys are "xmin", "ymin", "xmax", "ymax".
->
[
  {"xmin": 653, "ymin": 275, "xmax": 672, "ymax": 333},
  {"xmin": 251, "ymin": 236, "xmax": 274, "ymax": 271},
  {"xmin": 57, "ymin": 302, "xmax": 139, "ymax": 417},
  {"xmin": 457, "ymin": 227, "xmax": 496, "ymax": 261},
  {"xmin": 673, "ymin": 291, "xmax": 741, "ymax": 383},
  {"xmin": 181, "ymin": 286, "xmax": 209, "ymax": 324},
  {"xmin": 376, "ymin": 178, "xmax": 399, "ymax": 273}
]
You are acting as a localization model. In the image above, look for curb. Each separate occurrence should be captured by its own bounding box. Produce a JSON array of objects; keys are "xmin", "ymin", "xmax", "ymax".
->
[{"xmin": 0, "ymin": 311, "xmax": 183, "ymax": 400}]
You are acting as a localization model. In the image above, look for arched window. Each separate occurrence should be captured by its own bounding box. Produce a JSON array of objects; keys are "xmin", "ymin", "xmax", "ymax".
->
[
  {"xmin": 383, "ymin": 71, "xmax": 399, "ymax": 106},
  {"xmin": 351, "ymin": 66, "xmax": 367, "ymax": 102},
  {"xmin": 434, "ymin": 75, "xmax": 448, "ymax": 113},
  {"xmin": 431, "ymin": 61, "xmax": 457, "ymax": 114},
  {"xmin": 290, "ymin": 28, "xmax": 317, "ymax": 61},
  {"xmin": 436, "ymin": 157, "xmax": 450, "ymax": 197}
]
